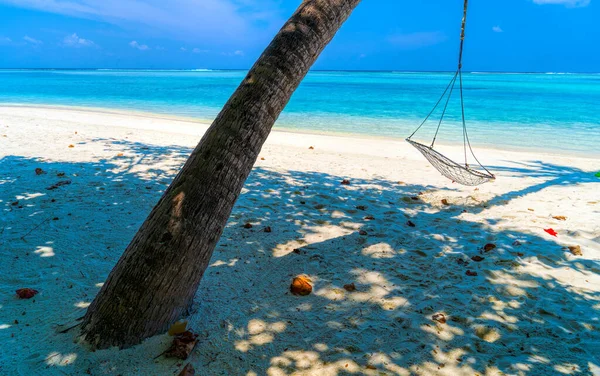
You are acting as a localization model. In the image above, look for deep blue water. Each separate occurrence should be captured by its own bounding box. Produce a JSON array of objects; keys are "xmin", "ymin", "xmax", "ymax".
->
[{"xmin": 0, "ymin": 69, "xmax": 598, "ymax": 155}]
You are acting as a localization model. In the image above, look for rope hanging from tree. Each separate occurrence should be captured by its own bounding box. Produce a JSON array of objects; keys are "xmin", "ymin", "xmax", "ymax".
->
[{"xmin": 406, "ymin": 0, "xmax": 495, "ymax": 186}]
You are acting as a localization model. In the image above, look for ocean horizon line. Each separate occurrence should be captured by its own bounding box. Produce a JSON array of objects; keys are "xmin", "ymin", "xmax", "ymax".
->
[{"xmin": 1, "ymin": 68, "xmax": 599, "ymax": 74}]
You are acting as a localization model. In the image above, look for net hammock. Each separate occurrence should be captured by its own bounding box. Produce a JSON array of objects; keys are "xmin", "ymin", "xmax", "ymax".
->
[{"xmin": 406, "ymin": 0, "xmax": 495, "ymax": 186}]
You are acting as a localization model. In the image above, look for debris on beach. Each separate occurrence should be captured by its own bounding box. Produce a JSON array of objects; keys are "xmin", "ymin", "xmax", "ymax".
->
[
  {"xmin": 290, "ymin": 276, "xmax": 312, "ymax": 296},
  {"xmin": 432, "ymin": 313, "xmax": 447, "ymax": 324},
  {"xmin": 165, "ymin": 330, "xmax": 199, "ymax": 360},
  {"xmin": 483, "ymin": 243, "xmax": 496, "ymax": 252},
  {"xmin": 243, "ymin": 223, "xmax": 253, "ymax": 229},
  {"xmin": 168, "ymin": 320, "xmax": 188, "ymax": 336},
  {"xmin": 16, "ymin": 288, "xmax": 38, "ymax": 299},
  {"xmin": 568, "ymin": 245, "xmax": 582, "ymax": 256},
  {"xmin": 46, "ymin": 180, "xmax": 71, "ymax": 190},
  {"xmin": 544, "ymin": 228, "xmax": 558, "ymax": 237},
  {"xmin": 552, "ymin": 215, "xmax": 567, "ymax": 221},
  {"xmin": 364, "ymin": 215, "xmax": 375, "ymax": 220},
  {"xmin": 359, "ymin": 230, "xmax": 368, "ymax": 236},
  {"xmin": 441, "ymin": 199, "xmax": 450, "ymax": 206},
  {"xmin": 340, "ymin": 179, "xmax": 350, "ymax": 185},
  {"xmin": 343, "ymin": 283, "xmax": 356, "ymax": 292},
  {"xmin": 356, "ymin": 205, "xmax": 367, "ymax": 211},
  {"xmin": 56, "ymin": 172, "xmax": 65, "ymax": 177},
  {"xmin": 471, "ymin": 255, "xmax": 484, "ymax": 262},
  {"xmin": 35, "ymin": 167, "xmax": 46, "ymax": 175},
  {"xmin": 263, "ymin": 226, "xmax": 272, "ymax": 233},
  {"xmin": 465, "ymin": 270, "xmax": 478, "ymax": 277},
  {"xmin": 406, "ymin": 220, "xmax": 416, "ymax": 227},
  {"xmin": 68, "ymin": 144, "xmax": 74, "ymax": 148},
  {"xmin": 178, "ymin": 363, "xmax": 196, "ymax": 376},
  {"xmin": 308, "ymin": 146, "xmax": 314, "ymax": 150}
]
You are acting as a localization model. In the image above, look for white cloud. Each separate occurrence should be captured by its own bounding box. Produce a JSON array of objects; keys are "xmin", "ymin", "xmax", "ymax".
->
[
  {"xmin": 0, "ymin": 0, "xmax": 285, "ymax": 45},
  {"xmin": 192, "ymin": 48, "xmax": 209, "ymax": 53},
  {"xmin": 0, "ymin": 36, "xmax": 12, "ymax": 44},
  {"xmin": 23, "ymin": 35, "xmax": 43, "ymax": 44},
  {"xmin": 129, "ymin": 40, "xmax": 149, "ymax": 50},
  {"xmin": 388, "ymin": 31, "xmax": 447, "ymax": 49},
  {"xmin": 532, "ymin": 0, "xmax": 590, "ymax": 7},
  {"xmin": 63, "ymin": 33, "xmax": 95, "ymax": 47},
  {"xmin": 492, "ymin": 26, "xmax": 504, "ymax": 33},
  {"xmin": 180, "ymin": 47, "xmax": 187, "ymax": 52},
  {"xmin": 221, "ymin": 50, "xmax": 245, "ymax": 57}
]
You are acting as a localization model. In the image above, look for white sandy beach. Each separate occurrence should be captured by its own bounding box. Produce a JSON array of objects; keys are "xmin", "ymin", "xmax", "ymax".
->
[{"xmin": 1, "ymin": 105, "xmax": 599, "ymax": 375}]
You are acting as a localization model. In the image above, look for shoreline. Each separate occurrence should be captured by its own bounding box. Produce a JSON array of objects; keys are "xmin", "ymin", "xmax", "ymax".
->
[{"xmin": 2, "ymin": 103, "xmax": 598, "ymax": 160}]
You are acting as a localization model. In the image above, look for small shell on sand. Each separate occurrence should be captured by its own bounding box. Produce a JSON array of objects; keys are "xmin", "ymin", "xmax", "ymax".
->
[{"xmin": 432, "ymin": 313, "xmax": 447, "ymax": 324}]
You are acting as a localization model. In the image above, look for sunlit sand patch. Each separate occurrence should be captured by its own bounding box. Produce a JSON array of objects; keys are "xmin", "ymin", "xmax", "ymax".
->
[
  {"xmin": 479, "ymin": 311, "xmax": 519, "ymax": 325},
  {"xmin": 420, "ymin": 321, "xmax": 465, "ymax": 341},
  {"xmin": 315, "ymin": 287, "xmax": 346, "ymax": 301},
  {"xmin": 554, "ymin": 363, "xmax": 580, "ymax": 374},
  {"xmin": 268, "ymin": 351, "xmax": 360, "ymax": 375},
  {"xmin": 474, "ymin": 325, "xmax": 502, "ymax": 343},
  {"xmin": 16, "ymin": 192, "xmax": 45, "ymax": 200},
  {"xmin": 235, "ymin": 319, "xmax": 287, "ymax": 353},
  {"xmin": 361, "ymin": 242, "xmax": 396, "ymax": 258},
  {"xmin": 34, "ymin": 245, "xmax": 55, "ymax": 257},
  {"xmin": 45, "ymin": 352, "xmax": 78, "ymax": 366}
]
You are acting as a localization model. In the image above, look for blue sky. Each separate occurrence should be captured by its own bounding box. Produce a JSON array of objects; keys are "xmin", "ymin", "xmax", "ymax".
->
[{"xmin": 0, "ymin": 0, "xmax": 597, "ymax": 72}]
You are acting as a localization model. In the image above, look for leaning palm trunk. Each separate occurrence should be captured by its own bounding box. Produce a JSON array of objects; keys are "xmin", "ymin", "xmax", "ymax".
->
[{"xmin": 81, "ymin": 0, "xmax": 362, "ymax": 349}]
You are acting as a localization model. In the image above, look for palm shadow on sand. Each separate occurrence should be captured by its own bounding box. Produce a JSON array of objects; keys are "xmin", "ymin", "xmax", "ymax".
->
[{"xmin": 1, "ymin": 139, "xmax": 598, "ymax": 375}]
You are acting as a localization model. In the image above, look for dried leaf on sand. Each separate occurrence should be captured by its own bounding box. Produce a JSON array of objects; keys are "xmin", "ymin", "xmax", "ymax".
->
[
  {"xmin": 178, "ymin": 363, "xmax": 195, "ymax": 376},
  {"xmin": 16, "ymin": 288, "xmax": 39, "ymax": 299},
  {"xmin": 168, "ymin": 320, "xmax": 188, "ymax": 336},
  {"xmin": 165, "ymin": 331, "xmax": 199, "ymax": 360}
]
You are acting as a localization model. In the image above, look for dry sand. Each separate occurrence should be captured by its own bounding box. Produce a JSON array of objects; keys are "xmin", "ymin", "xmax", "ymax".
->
[{"xmin": 1, "ymin": 105, "xmax": 599, "ymax": 375}]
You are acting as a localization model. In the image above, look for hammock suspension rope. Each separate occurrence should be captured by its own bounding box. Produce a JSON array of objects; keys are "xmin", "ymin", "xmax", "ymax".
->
[{"xmin": 406, "ymin": 0, "xmax": 495, "ymax": 186}]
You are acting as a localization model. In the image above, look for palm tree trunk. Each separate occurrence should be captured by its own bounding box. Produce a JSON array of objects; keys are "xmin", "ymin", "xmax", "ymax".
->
[{"xmin": 81, "ymin": 0, "xmax": 362, "ymax": 349}]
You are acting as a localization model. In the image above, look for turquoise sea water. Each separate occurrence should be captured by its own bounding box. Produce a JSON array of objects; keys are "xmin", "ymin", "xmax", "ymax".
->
[{"xmin": 0, "ymin": 69, "xmax": 599, "ymax": 156}]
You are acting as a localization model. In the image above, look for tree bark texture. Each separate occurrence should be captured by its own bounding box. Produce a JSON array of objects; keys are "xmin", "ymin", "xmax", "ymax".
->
[{"xmin": 80, "ymin": 0, "xmax": 362, "ymax": 349}]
